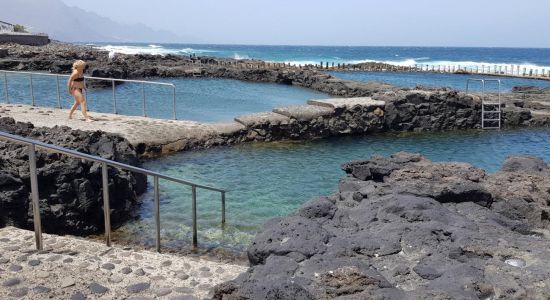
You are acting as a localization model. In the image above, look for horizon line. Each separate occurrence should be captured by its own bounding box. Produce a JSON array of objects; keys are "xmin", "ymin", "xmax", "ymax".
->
[{"xmin": 70, "ymin": 40, "xmax": 550, "ymax": 50}]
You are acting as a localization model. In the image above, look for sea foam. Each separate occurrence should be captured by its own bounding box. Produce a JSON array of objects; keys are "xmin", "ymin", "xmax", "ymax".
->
[{"xmin": 96, "ymin": 44, "xmax": 216, "ymax": 56}]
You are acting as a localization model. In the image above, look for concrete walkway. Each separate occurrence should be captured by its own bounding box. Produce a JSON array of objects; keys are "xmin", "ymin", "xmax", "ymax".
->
[
  {"xmin": 0, "ymin": 103, "xmax": 240, "ymax": 147},
  {"xmin": 0, "ymin": 97, "xmax": 386, "ymax": 156},
  {"xmin": 0, "ymin": 227, "xmax": 247, "ymax": 299}
]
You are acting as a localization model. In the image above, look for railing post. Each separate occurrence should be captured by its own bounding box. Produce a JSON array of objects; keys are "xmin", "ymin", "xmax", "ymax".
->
[
  {"xmin": 154, "ymin": 176, "xmax": 161, "ymax": 252},
  {"xmin": 172, "ymin": 85, "xmax": 177, "ymax": 120},
  {"xmin": 55, "ymin": 75, "xmax": 61, "ymax": 108},
  {"xmin": 29, "ymin": 73, "xmax": 35, "ymax": 106},
  {"xmin": 28, "ymin": 144, "xmax": 43, "ymax": 250},
  {"xmin": 192, "ymin": 185, "xmax": 197, "ymax": 248},
  {"xmin": 112, "ymin": 80, "xmax": 117, "ymax": 114},
  {"xmin": 221, "ymin": 191, "xmax": 226, "ymax": 225},
  {"xmin": 3, "ymin": 71, "xmax": 8, "ymax": 104},
  {"xmin": 140, "ymin": 83, "xmax": 146, "ymax": 117},
  {"xmin": 101, "ymin": 162, "xmax": 111, "ymax": 247}
]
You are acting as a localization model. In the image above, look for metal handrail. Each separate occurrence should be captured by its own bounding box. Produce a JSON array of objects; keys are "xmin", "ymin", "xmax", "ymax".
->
[
  {"xmin": 0, "ymin": 130, "xmax": 226, "ymax": 252},
  {"xmin": 1, "ymin": 70, "xmax": 178, "ymax": 120},
  {"xmin": 466, "ymin": 79, "xmax": 501, "ymax": 129}
]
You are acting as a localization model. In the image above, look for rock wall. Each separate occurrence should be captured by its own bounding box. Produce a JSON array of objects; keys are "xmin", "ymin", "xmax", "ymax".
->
[
  {"xmin": 0, "ymin": 117, "xmax": 146, "ymax": 235},
  {"xmin": 134, "ymin": 89, "xmax": 550, "ymax": 158},
  {"xmin": 213, "ymin": 153, "xmax": 550, "ymax": 299},
  {"xmin": 0, "ymin": 34, "xmax": 50, "ymax": 46}
]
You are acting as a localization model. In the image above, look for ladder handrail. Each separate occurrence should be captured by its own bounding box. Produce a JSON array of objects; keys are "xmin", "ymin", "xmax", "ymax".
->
[
  {"xmin": 0, "ymin": 130, "xmax": 226, "ymax": 252},
  {"xmin": 466, "ymin": 78, "xmax": 501, "ymax": 129},
  {"xmin": 1, "ymin": 70, "xmax": 178, "ymax": 119}
]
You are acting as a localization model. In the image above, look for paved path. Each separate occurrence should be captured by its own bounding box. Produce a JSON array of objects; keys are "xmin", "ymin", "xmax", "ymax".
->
[
  {"xmin": 0, "ymin": 103, "xmax": 241, "ymax": 148},
  {"xmin": 0, "ymin": 227, "xmax": 247, "ymax": 299}
]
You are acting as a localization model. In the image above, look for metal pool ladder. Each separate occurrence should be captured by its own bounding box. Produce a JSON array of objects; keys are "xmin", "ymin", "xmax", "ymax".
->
[
  {"xmin": 0, "ymin": 130, "xmax": 226, "ymax": 252},
  {"xmin": 466, "ymin": 79, "xmax": 502, "ymax": 129}
]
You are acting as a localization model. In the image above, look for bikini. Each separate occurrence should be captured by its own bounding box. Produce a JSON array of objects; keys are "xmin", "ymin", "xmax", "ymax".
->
[{"xmin": 72, "ymin": 76, "xmax": 84, "ymax": 92}]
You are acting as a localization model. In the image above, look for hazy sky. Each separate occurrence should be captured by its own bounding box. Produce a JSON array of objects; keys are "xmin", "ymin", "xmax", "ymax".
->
[{"xmin": 60, "ymin": 0, "xmax": 550, "ymax": 47}]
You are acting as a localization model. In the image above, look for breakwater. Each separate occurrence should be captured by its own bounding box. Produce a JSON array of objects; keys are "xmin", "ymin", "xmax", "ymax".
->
[{"xmin": 1, "ymin": 87, "xmax": 549, "ymax": 158}]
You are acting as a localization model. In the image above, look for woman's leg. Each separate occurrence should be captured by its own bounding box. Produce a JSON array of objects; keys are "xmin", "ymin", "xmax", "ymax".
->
[
  {"xmin": 68, "ymin": 91, "xmax": 81, "ymax": 119},
  {"xmin": 75, "ymin": 90, "xmax": 92, "ymax": 121}
]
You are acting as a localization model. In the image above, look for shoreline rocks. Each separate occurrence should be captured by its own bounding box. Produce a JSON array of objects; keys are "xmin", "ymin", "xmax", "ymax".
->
[
  {"xmin": 213, "ymin": 153, "xmax": 550, "ymax": 299},
  {"xmin": 0, "ymin": 117, "xmax": 147, "ymax": 235}
]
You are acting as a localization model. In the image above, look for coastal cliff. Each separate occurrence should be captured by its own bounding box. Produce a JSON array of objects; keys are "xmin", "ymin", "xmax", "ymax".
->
[
  {"xmin": 213, "ymin": 153, "xmax": 550, "ymax": 299},
  {"xmin": 0, "ymin": 117, "xmax": 146, "ymax": 235}
]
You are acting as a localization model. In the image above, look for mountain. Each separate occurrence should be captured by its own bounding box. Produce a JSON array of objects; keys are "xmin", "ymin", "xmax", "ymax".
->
[{"xmin": 0, "ymin": 0, "xmax": 198, "ymax": 43}]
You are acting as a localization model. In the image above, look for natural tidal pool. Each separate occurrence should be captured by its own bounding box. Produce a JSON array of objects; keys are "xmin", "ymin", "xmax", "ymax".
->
[
  {"xmin": 115, "ymin": 128, "xmax": 550, "ymax": 253},
  {"xmin": 0, "ymin": 75, "xmax": 328, "ymax": 122},
  {"xmin": 329, "ymin": 71, "xmax": 550, "ymax": 92}
]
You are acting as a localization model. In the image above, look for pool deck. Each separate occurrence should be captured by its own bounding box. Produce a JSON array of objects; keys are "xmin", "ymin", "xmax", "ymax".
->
[
  {"xmin": 0, "ymin": 103, "xmax": 247, "ymax": 155},
  {"xmin": 0, "ymin": 226, "xmax": 246, "ymax": 299}
]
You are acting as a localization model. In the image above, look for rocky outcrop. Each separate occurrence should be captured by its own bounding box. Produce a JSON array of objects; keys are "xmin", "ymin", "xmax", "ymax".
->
[
  {"xmin": 213, "ymin": 153, "xmax": 550, "ymax": 299},
  {"xmin": 0, "ymin": 117, "xmax": 146, "ymax": 235}
]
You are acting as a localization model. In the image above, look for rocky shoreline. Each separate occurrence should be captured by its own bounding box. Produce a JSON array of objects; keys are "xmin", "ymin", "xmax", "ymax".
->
[
  {"xmin": 0, "ymin": 117, "xmax": 146, "ymax": 235},
  {"xmin": 213, "ymin": 153, "xmax": 550, "ymax": 299},
  {"xmin": 1, "ymin": 41, "xmax": 550, "ymax": 299}
]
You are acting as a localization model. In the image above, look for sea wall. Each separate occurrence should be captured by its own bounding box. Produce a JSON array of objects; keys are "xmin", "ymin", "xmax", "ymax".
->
[
  {"xmin": 0, "ymin": 117, "xmax": 146, "ymax": 235},
  {"xmin": 0, "ymin": 34, "xmax": 50, "ymax": 46},
  {"xmin": 213, "ymin": 153, "xmax": 550, "ymax": 299},
  {"xmin": 136, "ymin": 89, "xmax": 550, "ymax": 157}
]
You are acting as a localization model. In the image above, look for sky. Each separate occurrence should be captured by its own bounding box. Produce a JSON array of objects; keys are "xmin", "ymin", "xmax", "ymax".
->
[{"xmin": 59, "ymin": 0, "xmax": 550, "ymax": 47}]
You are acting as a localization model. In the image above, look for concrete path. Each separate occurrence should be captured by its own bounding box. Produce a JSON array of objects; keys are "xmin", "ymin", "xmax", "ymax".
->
[
  {"xmin": 307, "ymin": 97, "xmax": 385, "ymax": 109},
  {"xmin": 0, "ymin": 227, "xmax": 247, "ymax": 300},
  {"xmin": 0, "ymin": 103, "xmax": 244, "ymax": 150}
]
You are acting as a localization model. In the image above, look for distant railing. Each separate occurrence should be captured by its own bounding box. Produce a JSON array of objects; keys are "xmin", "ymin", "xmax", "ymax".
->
[
  {"xmin": 1, "ymin": 70, "xmax": 178, "ymax": 119},
  {"xmin": 0, "ymin": 130, "xmax": 226, "ymax": 252}
]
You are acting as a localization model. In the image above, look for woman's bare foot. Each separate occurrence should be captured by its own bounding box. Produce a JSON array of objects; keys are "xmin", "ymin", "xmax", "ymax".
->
[
  {"xmin": 85, "ymin": 118, "xmax": 93, "ymax": 123},
  {"xmin": 68, "ymin": 115, "xmax": 73, "ymax": 120}
]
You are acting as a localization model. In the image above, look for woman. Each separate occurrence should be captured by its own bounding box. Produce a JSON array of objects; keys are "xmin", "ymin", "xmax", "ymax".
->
[{"xmin": 68, "ymin": 60, "xmax": 92, "ymax": 122}]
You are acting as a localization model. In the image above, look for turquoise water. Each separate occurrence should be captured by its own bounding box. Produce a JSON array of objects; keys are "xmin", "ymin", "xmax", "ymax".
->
[
  {"xmin": 0, "ymin": 75, "xmax": 328, "ymax": 122},
  {"xmin": 116, "ymin": 128, "xmax": 550, "ymax": 253},
  {"xmin": 329, "ymin": 71, "xmax": 550, "ymax": 92}
]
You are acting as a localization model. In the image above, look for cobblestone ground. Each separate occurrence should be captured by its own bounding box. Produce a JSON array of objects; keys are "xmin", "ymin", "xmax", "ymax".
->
[{"xmin": 0, "ymin": 227, "xmax": 247, "ymax": 299}]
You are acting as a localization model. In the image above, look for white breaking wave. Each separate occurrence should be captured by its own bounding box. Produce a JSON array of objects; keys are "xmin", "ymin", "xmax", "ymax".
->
[
  {"xmin": 96, "ymin": 44, "xmax": 217, "ymax": 56},
  {"xmin": 179, "ymin": 48, "xmax": 217, "ymax": 54},
  {"xmin": 344, "ymin": 58, "xmax": 550, "ymax": 72},
  {"xmin": 425, "ymin": 60, "xmax": 550, "ymax": 72},
  {"xmin": 233, "ymin": 53, "xmax": 250, "ymax": 60}
]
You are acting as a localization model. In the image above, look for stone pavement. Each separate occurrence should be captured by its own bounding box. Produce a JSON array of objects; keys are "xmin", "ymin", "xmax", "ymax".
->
[
  {"xmin": 0, "ymin": 103, "xmax": 235, "ymax": 148},
  {"xmin": 0, "ymin": 227, "xmax": 247, "ymax": 299}
]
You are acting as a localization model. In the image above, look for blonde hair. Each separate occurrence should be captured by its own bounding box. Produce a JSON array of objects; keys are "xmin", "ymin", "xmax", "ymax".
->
[{"xmin": 72, "ymin": 60, "xmax": 86, "ymax": 70}]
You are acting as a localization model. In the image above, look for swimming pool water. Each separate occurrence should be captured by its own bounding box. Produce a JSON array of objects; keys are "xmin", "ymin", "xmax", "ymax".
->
[
  {"xmin": 115, "ymin": 128, "xmax": 550, "ymax": 253},
  {"xmin": 329, "ymin": 71, "xmax": 550, "ymax": 92},
  {"xmin": 0, "ymin": 75, "xmax": 328, "ymax": 122}
]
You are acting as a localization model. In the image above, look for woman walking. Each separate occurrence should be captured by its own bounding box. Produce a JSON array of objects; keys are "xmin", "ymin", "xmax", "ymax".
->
[{"xmin": 68, "ymin": 60, "xmax": 93, "ymax": 122}]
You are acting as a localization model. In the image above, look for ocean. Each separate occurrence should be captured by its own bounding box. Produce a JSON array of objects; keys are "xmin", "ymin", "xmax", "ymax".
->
[
  {"xmin": 90, "ymin": 43, "xmax": 550, "ymax": 91},
  {"xmin": 92, "ymin": 43, "xmax": 550, "ymax": 72}
]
